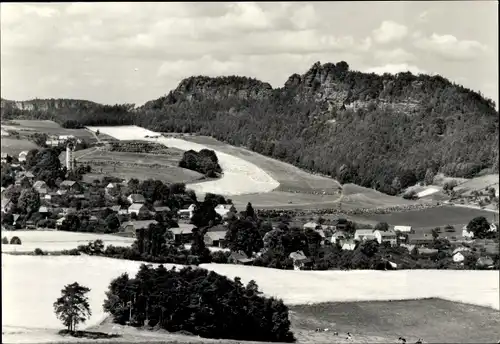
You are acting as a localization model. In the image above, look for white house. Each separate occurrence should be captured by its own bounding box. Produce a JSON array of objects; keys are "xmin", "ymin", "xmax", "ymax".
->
[
  {"xmin": 373, "ymin": 230, "xmax": 397, "ymax": 246},
  {"xmin": 331, "ymin": 231, "xmax": 347, "ymax": 244},
  {"xmin": 178, "ymin": 204, "xmax": 196, "ymax": 219},
  {"xmin": 489, "ymin": 223, "xmax": 497, "ymax": 232},
  {"xmin": 18, "ymin": 151, "xmax": 29, "ymax": 162},
  {"xmin": 342, "ymin": 241, "xmax": 356, "ymax": 251},
  {"xmin": 214, "ymin": 204, "xmax": 233, "ymax": 218},
  {"xmin": 303, "ymin": 221, "xmax": 320, "ymax": 230},
  {"xmin": 462, "ymin": 226, "xmax": 474, "ymax": 239},
  {"xmin": 354, "ymin": 229, "xmax": 376, "ymax": 242},
  {"xmin": 394, "ymin": 225, "xmax": 412, "ymax": 233},
  {"xmin": 453, "ymin": 251, "xmax": 472, "ymax": 263},
  {"xmin": 128, "ymin": 203, "xmax": 148, "ymax": 216}
]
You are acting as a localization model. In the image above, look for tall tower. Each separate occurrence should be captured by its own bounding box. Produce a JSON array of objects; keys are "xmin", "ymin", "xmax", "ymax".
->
[{"xmin": 66, "ymin": 143, "xmax": 74, "ymax": 171}]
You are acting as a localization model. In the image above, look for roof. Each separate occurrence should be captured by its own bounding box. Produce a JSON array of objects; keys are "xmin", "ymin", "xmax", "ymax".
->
[
  {"xmin": 477, "ymin": 256, "xmax": 494, "ymax": 266},
  {"xmin": 342, "ymin": 242, "xmax": 356, "ymax": 250},
  {"xmin": 230, "ymin": 251, "xmax": 253, "ymax": 262},
  {"xmin": 289, "ymin": 250, "xmax": 308, "ymax": 261},
  {"xmin": 60, "ymin": 180, "xmax": 77, "ymax": 186},
  {"xmin": 378, "ymin": 230, "xmax": 397, "ymax": 237},
  {"xmin": 304, "ymin": 221, "xmax": 319, "ymax": 229},
  {"xmin": 205, "ymin": 231, "xmax": 226, "ymax": 241},
  {"xmin": 122, "ymin": 220, "xmax": 158, "ymax": 230},
  {"xmin": 128, "ymin": 193, "xmax": 146, "ymax": 203},
  {"xmin": 38, "ymin": 206, "xmax": 49, "ymax": 213},
  {"xmin": 332, "ymin": 231, "xmax": 347, "ymax": 237},
  {"xmin": 19, "ymin": 151, "xmax": 29, "ymax": 156},
  {"xmin": 106, "ymin": 183, "xmax": 116, "ymax": 188},
  {"xmin": 154, "ymin": 206, "xmax": 171, "ymax": 212},
  {"xmin": 316, "ymin": 229, "xmax": 326, "ymax": 238},
  {"xmin": 110, "ymin": 205, "xmax": 121, "ymax": 211},
  {"xmin": 170, "ymin": 224, "xmax": 195, "ymax": 235},
  {"xmin": 394, "ymin": 226, "xmax": 412, "ymax": 232},
  {"xmin": 355, "ymin": 229, "xmax": 374, "ymax": 236},
  {"xmin": 33, "ymin": 180, "xmax": 47, "ymax": 189},
  {"xmin": 25, "ymin": 172, "xmax": 35, "ymax": 178},
  {"xmin": 2, "ymin": 199, "xmax": 12, "ymax": 207},
  {"xmin": 408, "ymin": 234, "xmax": 434, "ymax": 242},
  {"xmin": 128, "ymin": 203, "xmax": 147, "ymax": 211},
  {"xmin": 89, "ymin": 215, "xmax": 98, "ymax": 221},
  {"xmin": 1, "ymin": 152, "xmax": 9, "ymax": 158},
  {"xmin": 215, "ymin": 204, "xmax": 233, "ymax": 210},
  {"xmin": 418, "ymin": 248, "xmax": 438, "ymax": 255}
]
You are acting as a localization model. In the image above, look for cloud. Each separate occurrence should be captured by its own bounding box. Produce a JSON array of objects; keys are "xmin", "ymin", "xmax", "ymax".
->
[
  {"xmin": 365, "ymin": 63, "xmax": 429, "ymax": 75},
  {"xmin": 372, "ymin": 21, "xmax": 408, "ymax": 44},
  {"xmin": 374, "ymin": 48, "xmax": 415, "ymax": 63},
  {"xmin": 418, "ymin": 11, "xmax": 429, "ymax": 22},
  {"xmin": 414, "ymin": 33, "xmax": 487, "ymax": 61}
]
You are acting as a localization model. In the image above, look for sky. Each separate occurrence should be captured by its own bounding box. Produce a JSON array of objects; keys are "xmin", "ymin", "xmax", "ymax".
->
[{"xmin": 1, "ymin": 2, "xmax": 498, "ymax": 107}]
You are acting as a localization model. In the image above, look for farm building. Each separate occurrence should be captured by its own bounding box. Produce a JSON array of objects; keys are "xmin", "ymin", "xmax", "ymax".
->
[
  {"xmin": 229, "ymin": 251, "xmax": 255, "ymax": 265},
  {"xmin": 128, "ymin": 203, "xmax": 149, "ymax": 216},
  {"xmin": 303, "ymin": 221, "xmax": 320, "ymax": 230},
  {"xmin": 289, "ymin": 250, "xmax": 311, "ymax": 270},
  {"xmin": 121, "ymin": 220, "xmax": 158, "ymax": 233},
  {"xmin": 204, "ymin": 231, "xmax": 227, "ymax": 247},
  {"xmin": 407, "ymin": 233, "xmax": 434, "ymax": 247},
  {"xmin": 170, "ymin": 224, "xmax": 195, "ymax": 243},
  {"xmin": 59, "ymin": 180, "xmax": 83, "ymax": 193},
  {"xmin": 214, "ymin": 204, "xmax": 233, "ymax": 218},
  {"xmin": 127, "ymin": 193, "xmax": 146, "ymax": 204},
  {"xmin": 373, "ymin": 230, "xmax": 397, "ymax": 246},
  {"xmin": 18, "ymin": 151, "xmax": 29, "ymax": 162},
  {"xmin": 354, "ymin": 229, "xmax": 376, "ymax": 242},
  {"xmin": 394, "ymin": 225, "xmax": 412, "ymax": 233}
]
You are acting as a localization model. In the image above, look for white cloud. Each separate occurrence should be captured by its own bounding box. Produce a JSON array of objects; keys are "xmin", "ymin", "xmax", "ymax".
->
[
  {"xmin": 418, "ymin": 11, "xmax": 429, "ymax": 22},
  {"xmin": 414, "ymin": 33, "xmax": 487, "ymax": 61},
  {"xmin": 372, "ymin": 21, "xmax": 408, "ymax": 44},
  {"xmin": 365, "ymin": 63, "xmax": 429, "ymax": 75},
  {"xmin": 374, "ymin": 48, "xmax": 415, "ymax": 63}
]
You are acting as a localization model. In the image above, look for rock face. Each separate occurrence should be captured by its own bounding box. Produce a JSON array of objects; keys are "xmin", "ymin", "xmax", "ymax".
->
[{"xmin": 1, "ymin": 98, "xmax": 99, "ymax": 112}]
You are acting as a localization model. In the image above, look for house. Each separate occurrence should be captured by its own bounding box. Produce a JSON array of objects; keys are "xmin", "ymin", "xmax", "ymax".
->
[
  {"xmin": 453, "ymin": 251, "xmax": 473, "ymax": 263},
  {"xmin": 127, "ymin": 193, "xmax": 145, "ymax": 204},
  {"xmin": 462, "ymin": 227, "xmax": 474, "ymax": 239},
  {"xmin": 154, "ymin": 206, "xmax": 171, "ymax": 213},
  {"xmin": 56, "ymin": 217, "xmax": 66, "ymax": 228},
  {"xmin": 331, "ymin": 231, "xmax": 347, "ymax": 244},
  {"xmin": 57, "ymin": 189, "xmax": 68, "ymax": 196},
  {"xmin": 38, "ymin": 206, "xmax": 50, "ymax": 214},
  {"xmin": 18, "ymin": 151, "xmax": 29, "ymax": 162},
  {"xmin": 59, "ymin": 208, "xmax": 77, "ymax": 216},
  {"xmin": 394, "ymin": 225, "xmax": 412, "ymax": 233},
  {"xmin": 373, "ymin": 230, "xmax": 397, "ymax": 246},
  {"xmin": 342, "ymin": 240, "xmax": 356, "ymax": 251},
  {"xmin": 1, "ymin": 187, "xmax": 5, "ymax": 195},
  {"xmin": 89, "ymin": 215, "xmax": 98, "ymax": 223},
  {"xmin": 128, "ymin": 203, "xmax": 149, "ymax": 216},
  {"xmin": 476, "ymin": 256, "xmax": 494, "ymax": 269},
  {"xmin": 178, "ymin": 204, "xmax": 196, "ymax": 219},
  {"xmin": 46, "ymin": 139, "xmax": 61, "ymax": 146},
  {"xmin": 452, "ymin": 246, "xmax": 472, "ymax": 255},
  {"xmin": 13, "ymin": 214, "xmax": 20, "ymax": 225},
  {"xmin": 26, "ymin": 220, "xmax": 36, "ymax": 229},
  {"xmin": 169, "ymin": 223, "xmax": 195, "ymax": 243},
  {"xmin": 25, "ymin": 171, "xmax": 35, "ymax": 179},
  {"xmin": 204, "ymin": 231, "xmax": 227, "ymax": 248},
  {"xmin": 106, "ymin": 183, "xmax": 116, "ymax": 189},
  {"xmin": 33, "ymin": 180, "xmax": 47, "ymax": 194},
  {"xmin": 354, "ymin": 229, "xmax": 376, "ymax": 242},
  {"xmin": 1, "ymin": 199, "xmax": 12, "ymax": 213},
  {"xmin": 59, "ymin": 134, "xmax": 75, "ymax": 141},
  {"xmin": 289, "ymin": 250, "xmax": 311, "ymax": 270},
  {"xmin": 214, "ymin": 204, "xmax": 233, "ymax": 218},
  {"xmin": 407, "ymin": 233, "xmax": 434, "ymax": 247},
  {"xmin": 60, "ymin": 180, "xmax": 82, "ymax": 193},
  {"xmin": 489, "ymin": 223, "xmax": 497, "ymax": 232},
  {"xmin": 121, "ymin": 220, "xmax": 158, "ymax": 234},
  {"xmin": 303, "ymin": 221, "xmax": 320, "ymax": 230},
  {"xmin": 229, "ymin": 251, "xmax": 255, "ymax": 265}
]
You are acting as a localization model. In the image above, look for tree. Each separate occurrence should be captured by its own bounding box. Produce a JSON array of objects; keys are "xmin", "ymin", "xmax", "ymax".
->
[
  {"xmin": 225, "ymin": 218, "xmax": 263, "ymax": 257},
  {"xmin": 466, "ymin": 216, "xmax": 490, "ymax": 239},
  {"xmin": 2, "ymin": 237, "xmax": 8, "ymax": 244},
  {"xmin": 10, "ymin": 236, "xmax": 22, "ymax": 245},
  {"xmin": 53, "ymin": 282, "xmax": 92, "ymax": 332},
  {"xmin": 431, "ymin": 228, "xmax": 440, "ymax": 240},
  {"xmin": 424, "ymin": 168, "xmax": 435, "ymax": 185},
  {"xmin": 374, "ymin": 222, "xmax": 389, "ymax": 232},
  {"xmin": 245, "ymin": 202, "xmax": 255, "ymax": 218},
  {"xmin": 17, "ymin": 187, "xmax": 41, "ymax": 215}
]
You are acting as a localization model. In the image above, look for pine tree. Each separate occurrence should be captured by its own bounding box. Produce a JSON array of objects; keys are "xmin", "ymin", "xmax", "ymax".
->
[
  {"xmin": 245, "ymin": 202, "xmax": 255, "ymax": 218},
  {"xmin": 53, "ymin": 282, "xmax": 92, "ymax": 332}
]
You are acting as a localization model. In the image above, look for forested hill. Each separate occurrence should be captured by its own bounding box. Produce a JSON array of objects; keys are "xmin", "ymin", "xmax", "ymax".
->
[{"xmin": 2, "ymin": 61, "xmax": 498, "ymax": 195}]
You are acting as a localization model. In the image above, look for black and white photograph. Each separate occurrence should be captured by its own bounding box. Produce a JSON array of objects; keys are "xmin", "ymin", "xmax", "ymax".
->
[{"xmin": 1, "ymin": 2, "xmax": 499, "ymax": 343}]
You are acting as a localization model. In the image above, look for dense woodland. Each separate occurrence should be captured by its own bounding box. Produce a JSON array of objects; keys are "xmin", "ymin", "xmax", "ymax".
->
[
  {"xmin": 179, "ymin": 149, "xmax": 222, "ymax": 177},
  {"xmin": 2, "ymin": 61, "xmax": 498, "ymax": 194}
]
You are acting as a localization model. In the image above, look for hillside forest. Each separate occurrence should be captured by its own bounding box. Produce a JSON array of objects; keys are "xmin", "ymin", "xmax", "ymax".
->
[{"xmin": 1, "ymin": 61, "xmax": 498, "ymax": 195}]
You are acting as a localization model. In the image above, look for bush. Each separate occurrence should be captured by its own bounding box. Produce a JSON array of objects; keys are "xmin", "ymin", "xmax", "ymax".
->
[
  {"xmin": 34, "ymin": 248, "xmax": 46, "ymax": 255},
  {"xmin": 10, "ymin": 236, "xmax": 22, "ymax": 245},
  {"xmin": 2, "ymin": 236, "xmax": 9, "ymax": 244},
  {"xmin": 402, "ymin": 190, "xmax": 418, "ymax": 200}
]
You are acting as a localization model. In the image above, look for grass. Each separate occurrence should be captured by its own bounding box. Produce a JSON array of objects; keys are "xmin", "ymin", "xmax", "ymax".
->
[
  {"xmin": 60, "ymin": 147, "xmax": 205, "ymax": 184},
  {"xmin": 2, "ymin": 120, "xmax": 98, "ymax": 143},
  {"xmin": 0, "ymin": 137, "xmax": 39, "ymax": 155}
]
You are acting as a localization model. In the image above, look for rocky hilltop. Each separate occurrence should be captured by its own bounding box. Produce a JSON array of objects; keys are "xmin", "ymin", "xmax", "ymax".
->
[{"xmin": 2, "ymin": 61, "xmax": 498, "ymax": 195}]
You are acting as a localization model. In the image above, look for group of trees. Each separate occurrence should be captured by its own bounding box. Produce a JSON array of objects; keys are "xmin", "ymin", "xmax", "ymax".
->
[
  {"xmin": 179, "ymin": 149, "xmax": 222, "ymax": 177},
  {"xmin": 3, "ymin": 62, "xmax": 497, "ymax": 195}
]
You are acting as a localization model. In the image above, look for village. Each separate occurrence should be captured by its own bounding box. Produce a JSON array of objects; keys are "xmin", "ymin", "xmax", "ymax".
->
[{"xmin": 1, "ymin": 144, "xmax": 498, "ymax": 271}]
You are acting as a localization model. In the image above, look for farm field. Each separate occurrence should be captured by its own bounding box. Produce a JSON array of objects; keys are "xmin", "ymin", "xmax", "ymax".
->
[
  {"xmin": 0, "ymin": 230, "xmax": 134, "ymax": 253},
  {"xmin": 351, "ymin": 205, "xmax": 498, "ymax": 230},
  {"xmin": 455, "ymin": 174, "xmax": 499, "ymax": 195},
  {"xmin": 87, "ymin": 126, "xmax": 280, "ymax": 197},
  {"xmin": 60, "ymin": 146, "xmax": 205, "ymax": 184},
  {"xmin": 0, "ymin": 137, "xmax": 39, "ymax": 155},
  {"xmin": 2, "ymin": 255, "xmax": 499, "ymax": 343},
  {"xmin": 2, "ymin": 120, "xmax": 98, "ymax": 143}
]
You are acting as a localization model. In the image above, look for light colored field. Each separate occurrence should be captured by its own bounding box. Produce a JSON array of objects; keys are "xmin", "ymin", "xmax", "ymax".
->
[
  {"xmin": 60, "ymin": 147, "xmax": 204, "ymax": 184},
  {"xmin": 1, "ymin": 230, "xmax": 134, "ymax": 253},
  {"xmin": 455, "ymin": 174, "xmax": 499, "ymax": 195},
  {"xmin": 200, "ymin": 264, "xmax": 499, "ymax": 310},
  {"xmin": 0, "ymin": 137, "xmax": 39, "ymax": 155},
  {"xmin": 9, "ymin": 120, "xmax": 62, "ymax": 128},
  {"xmin": 183, "ymin": 135, "xmax": 341, "ymax": 194},
  {"xmin": 87, "ymin": 126, "xmax": 280, "ymax": 196},
  {"xmin": 340, "ymin": 184, "xmax": 423, "ymax": 209},
  {"xmin": 230, "ymin": 191, "xmax": 342, "ymax": 210},
  {"xmin": 416, "ymin": 186, "xmax": 440, "ymax": 198},
  {"xmin": 2, "ymin": 120, "xmax": 98, "ymax": 143}
]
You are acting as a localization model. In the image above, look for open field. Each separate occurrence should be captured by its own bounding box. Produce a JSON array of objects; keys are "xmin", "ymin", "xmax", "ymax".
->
[
  {"xmin": 2, "ymin": 120, "xmax": 98, "ymax": 143},
  {"xmin": 455, "ymin": 174, "xmax": 499, "ymax": 195},
  {"xmin": 87, "ymin": 126, "xmax": 280, "ymax": 196},
  {"xmin": 183, "ymin": 135, "xmax": 341, "ymax": 194},
  {"xmin": 350, "ymin": 205, "xmax": 498, "ymax": 231},
  {"xmin": 1, "ymin": 230, "xmax": 134, "ymax": 253},
  {"xmin": 0, "ymin": 137, "xmax": 39, "ymax": 155},
  {"xmin": 60, "ymin": 146, "xmax": 205, "ymax": 184},
  {"xmin": 2, "ymin": 255, "xmax": 499, "ymax": 343}
]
